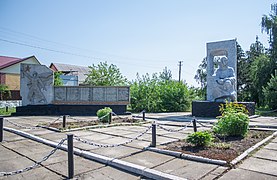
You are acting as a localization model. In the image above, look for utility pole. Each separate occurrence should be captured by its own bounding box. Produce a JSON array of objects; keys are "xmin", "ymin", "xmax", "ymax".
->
[{"xmin": 178, "ymin": 61, "xmax": 183, "ymax": 82}]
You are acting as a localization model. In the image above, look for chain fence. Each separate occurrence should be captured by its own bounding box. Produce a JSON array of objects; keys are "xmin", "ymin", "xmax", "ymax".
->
[
  {"xmin": 131, "ymin": 110, "xmax": 145, "ymax": 119},
  {"xmin": 73, "ymin": 125, "xmax": 152, "ymax": 147},
  {"xmin": 195, "ymin": 120, "xmax": 213, "ymax": 128},
  {"xmin": 0, "ymin": 138, "xmax": 67, "ymax": 177},
  {"xmin": 156, "ymin": 121, "xmax": 192, "ymax": 132},
  {"xmin": 4, "ymin": 119, "xmax": 41, "ymax": 130}
]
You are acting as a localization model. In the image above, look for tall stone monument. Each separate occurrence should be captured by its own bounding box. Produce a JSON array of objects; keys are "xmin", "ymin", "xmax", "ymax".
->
[
  {"xmin": 20, "ymin": 64, "xmax": 54, "ymax": 106},
  {"xmin": 192, "ymin": 39, "xmax": 255, "ymax": 117},
  {"xmin": 206, "ymin": 39, "xmax": 237, "ymax": 102}
]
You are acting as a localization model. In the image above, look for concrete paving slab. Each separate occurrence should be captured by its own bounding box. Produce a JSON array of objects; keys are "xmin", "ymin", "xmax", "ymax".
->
[
  {"xmin": 21, "ymin": 129, "xmax": 53, "ymax": 136},
  {"xmin": 99, "ymin": 136, "xmax": 137, "ymax": 146},
  {"xmin": 254, "ymin": 148, "xmax": 277, "ymax": 161},
  {"xmin": 120, "ymin": 150, "xmax": 175, "ymax": 168},
  {"xmin": 72, "ymin": 130, "xmax": 99, "ymax": 137},
  {"xmin": 73, "ymin": 141, "xmax": 99, "ymax": 151},
  {"xmin": 219, "ymin": 168, "xmax": 277, "ymax": 180},
  {"xmin": 124, "ymin": 140, "xmax": 151, "ymax": 149},
  {"xmin": 89, "ymin": 146, "xmax": 142, "ymax": 159},
  {"xmin": 2, "ymin": 139, "xmax": 54, "ymax": 155},
  {"xmin": 112, "ymin": 126, "xmax": 152, "ymax": 133},
  {"xmin": 153, "ymin": 158, "xmax": 219, "ymax": 180},
  {"xmin": 0, "ymin": 166, "xmax": 63, "ymax": 180},
  {"xmin": 0, "ymin": 155, "xmax": 37, "ymax": 173},
  {"xmin": 239, "ymin": 157, "xmax": 277, "ymax": 176},
  {"xmin": 0, "ymin": 146, "xmax": 22, "ymax": 161},
  {"xmin": 161, "ymin": 132, "xmax": 189, "ymax": 140},
  {"xmin": 2, "ymin": 131, "xmax": 25, "ymax": 142},
  {"xmin": 39, "ymin": 132, "xmax": 67, "ymax": 142},
  {"xmin": 80, "ymin": 133, "xmax": 115, "ymax": 141},
  {"xmin": 201, "ymin": 166, "xmax": 229, "ymax": 180},
  {"xmin": 75, "ymin": 165, "xmax": 141, "ymax": 180},
  {"xmin": 264, "ymin": 142, "xmax": 277, "ymax": 151},
  {"xmin": 45, "ymin": 156, "xmax": 105, "ymax": 177}
]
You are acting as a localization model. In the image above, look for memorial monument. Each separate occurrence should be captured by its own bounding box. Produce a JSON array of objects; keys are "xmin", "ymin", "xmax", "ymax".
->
[
  {"xmin": 15, "ymin": 64, "xmax": 130, "ymax": 116},
  {"xmin": 192, "ymin": 39, "xmax": 255, "ymax": 117}
]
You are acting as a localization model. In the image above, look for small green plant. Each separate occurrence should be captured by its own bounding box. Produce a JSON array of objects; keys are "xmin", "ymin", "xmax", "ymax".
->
[
  {"xmin": 210, "ymin": 142, "xmax": 231, "ymax": 149},
  {"xmin": 96, "ymin": 107, "xmax": 112, "ymax": 123},
  {"xmin": 214, "ymin": 102, "xmax": 249, "ymax": 137},
  {"xmin": 186, "ymin": 131, "xmax": 213, "ymax": 146}
]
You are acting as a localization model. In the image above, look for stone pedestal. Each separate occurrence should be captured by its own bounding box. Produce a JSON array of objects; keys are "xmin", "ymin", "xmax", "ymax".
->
[{"xmin": 192, "ymin": 101, "xmax": 255, "ymax": 117}]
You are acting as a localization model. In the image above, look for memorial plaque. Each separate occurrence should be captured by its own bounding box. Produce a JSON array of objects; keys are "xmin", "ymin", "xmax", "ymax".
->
[
  {"xmin": 93, "ymin": 87, "xmax": 106, "ymax": 101},
  {"xmin": 106, "ymin": 87, "xmax": 117, "ymax": 101},
  {"xmin": 66, "ymin": 87, "xmax": 80, "ymax": 101},
  {"xmin": 79, "ymin": 87, "xmax": 90, "ymax": 101},
  {"xmin": 118, "ymin": 87, "xmax": 129, "ymax": 101},
  {"xmin": 54, "ymin": 87, "xmax": 66, "ymax": 101}
]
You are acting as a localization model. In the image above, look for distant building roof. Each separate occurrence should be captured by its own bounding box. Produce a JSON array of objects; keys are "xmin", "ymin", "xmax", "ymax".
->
[
  {"xmin": 0, "ymin": 55, "xmax": 40, "ymax": 70},
  {"xmin": 49, "ymin": 63, "xmax": 90, "ymax": 84}
]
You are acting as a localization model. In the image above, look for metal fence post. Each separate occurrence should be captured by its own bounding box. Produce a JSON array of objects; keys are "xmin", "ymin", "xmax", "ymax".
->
[
  {"xmin": 5, "ymin": 106, "xmax": 8, "ymax": 113},
  {"xmin": 0, "ymin": 117, "xmax": 3, "ymax": 142},
  {"xmin": 150, "ymin": 122, "xmax": 156, "ymax": 147},
  {"xmin": 142, "ymin": 110, "xmax": 145, "ymax": 121},
  {"xmin": 63, "ymin": 115, "xmax": 66, "ymax": 128},
  {"xmin": 193, "ymin": 118, "xmax": 197, "ymax": 132},
  {"xmin": 67, "ymin": 134, "xmax": 74, "ymax": 179},
  {"xmin": 109, "ymin": 112, "xmax": 112, "ymax": 124}
]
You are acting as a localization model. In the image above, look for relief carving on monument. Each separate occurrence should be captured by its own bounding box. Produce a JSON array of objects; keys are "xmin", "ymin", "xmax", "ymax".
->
[
  {"xmin": 21, "ymin": 64, "xmax": 54, "ymax": 105},
  {"xmin": 211, "ymin": 56, "xmax": 236, "ymax": 102},
  {"xmin": 206, "ymin": 39, "xmax": 237, "ymax": 102}
]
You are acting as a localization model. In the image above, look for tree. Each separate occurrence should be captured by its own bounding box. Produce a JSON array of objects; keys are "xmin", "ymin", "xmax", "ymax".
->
[
  {"xmin": 84, "ymin": 61, "xmax": 128, "ymax": 86},
  {"xmin": 0, "ymin": 84, "xmax": 10, "ymax": 100},
  {"xmin": 250, "ymin": 54, "xmax": 272, "ymax": 106},
  {"xmin": 194, "ymin": 57, "xmax": 207, "ymax": 99},
  {"xmin": 130, "ymin": 69, "xmax": 192, "ymax": 112},
  {"xmin": 263, "ymin": 70, "xmax": 277, "ymax": 109},
  {"xmin": 54, "ymin": 72, "xmax": 63, "ymax": 86},
  {"xmin": 262, "ymin": 4, "xmax": 277, "ymax": 55},
  {"xmin": 238, "ymin": 38, "xmax": 265, "ymax": 102}
]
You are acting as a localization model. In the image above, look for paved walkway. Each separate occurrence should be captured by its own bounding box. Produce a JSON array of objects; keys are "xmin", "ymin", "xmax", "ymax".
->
[{"xmin": 0, "ymin": 113, "xmax": 276, "ymax": 179}]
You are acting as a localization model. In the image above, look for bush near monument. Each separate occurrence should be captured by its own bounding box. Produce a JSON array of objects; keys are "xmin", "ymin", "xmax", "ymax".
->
[
  {"xmin": 187, "ymin": 131, "xmax": 213, "ymax": 147},
  {"xmin": 213, "ymin": 102, "xmax": 249, "ymax": 137},
  {"xmin": 97, "ymin": 107, "xmax": 112, "ymax": 123},
  {"xmin": 130, "ymin": 68, "xmax": 193, "ymax": 112}
]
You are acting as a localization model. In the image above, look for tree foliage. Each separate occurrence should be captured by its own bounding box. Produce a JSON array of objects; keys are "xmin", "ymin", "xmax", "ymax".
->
[
  {"xmin": 263, "ymin": 70, "xmax": 277, "ymax": 109},
  {"xmin": 0, "ymin": 84, "xmax": 10, "ymax": 100},
  {"xmin": 85, "ymin": 62, "xmax": 128, "ymax": 86},
  {"xmin": 130, "ymin": 68, "xmax": 192, "ymax": 112},
  {"xmin": 54, "ymin": 71, "xmax": 63, "ymax": 86}
]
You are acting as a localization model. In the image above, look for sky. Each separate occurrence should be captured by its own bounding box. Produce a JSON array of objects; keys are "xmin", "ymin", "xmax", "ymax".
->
[{"xmin": 0, "ymin": 0, "xmax": 275, "ymax": 87}]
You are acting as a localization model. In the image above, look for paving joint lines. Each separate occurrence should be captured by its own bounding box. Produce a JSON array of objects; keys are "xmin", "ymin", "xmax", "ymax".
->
[
  {"xmin": 3, "ymin": 127, "xmax": 187, "ymax": 180},
  {"xmin": 239, "ymin": 167, "xmax": 277, "ymax": 178},
  {"xmin": 0, "ymin": 142, "xmax": 67, "ymax": 178}
]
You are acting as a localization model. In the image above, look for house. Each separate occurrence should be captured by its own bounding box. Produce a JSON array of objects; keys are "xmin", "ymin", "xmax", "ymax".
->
[
  {"xmin": 0, "ymin": 55, "xmax": 41, "ymax": 90},
  {"xmin": 0, "ymin": 55, "xmax": 41, "ymax": 100},
  {"xmin": 49, "ymin": 63, "xmax": 90, "ymax": 85}
]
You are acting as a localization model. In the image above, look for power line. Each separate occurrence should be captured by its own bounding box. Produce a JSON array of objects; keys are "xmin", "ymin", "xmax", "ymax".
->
[
  {"xmin": 0, "ymin": 38, "xmax": 104, "ymax": 61},
  {"xmin": 0, "ymin": 38, "xmax": 165, "ymax": 70}
]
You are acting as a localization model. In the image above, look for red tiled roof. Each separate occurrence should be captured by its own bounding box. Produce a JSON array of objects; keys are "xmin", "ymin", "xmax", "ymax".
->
[{"xmin": 0, "ymin": 55, "xmax": 35, "ymax": 70}]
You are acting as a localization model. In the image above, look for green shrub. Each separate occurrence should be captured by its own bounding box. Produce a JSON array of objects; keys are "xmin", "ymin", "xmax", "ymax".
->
[
  {"xmin": 96, "ymin": 107, "xmax": 112, "ymax": 123},
  {"xmin": 214, "ymin": 102, "xmax": 249, "ymax": 137},
  {"xmin": 186, "ymin": 131, "xmax": 213, "ymax": 146}
]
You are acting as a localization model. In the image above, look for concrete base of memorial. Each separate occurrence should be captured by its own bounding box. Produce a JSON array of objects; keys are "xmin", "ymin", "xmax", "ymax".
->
[
  {"xmin": 192, "ymin": 101, "xmax": 255, "ymax": 117},
  {"xmin": 13, "ymin": 104, "xmax": 128, "ymax": 116}
]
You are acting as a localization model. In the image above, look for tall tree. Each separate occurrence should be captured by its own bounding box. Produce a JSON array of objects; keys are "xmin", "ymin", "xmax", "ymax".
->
[{"xmin": 84, "ymin": 61, "xmax": 128, "ymax": 86}]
